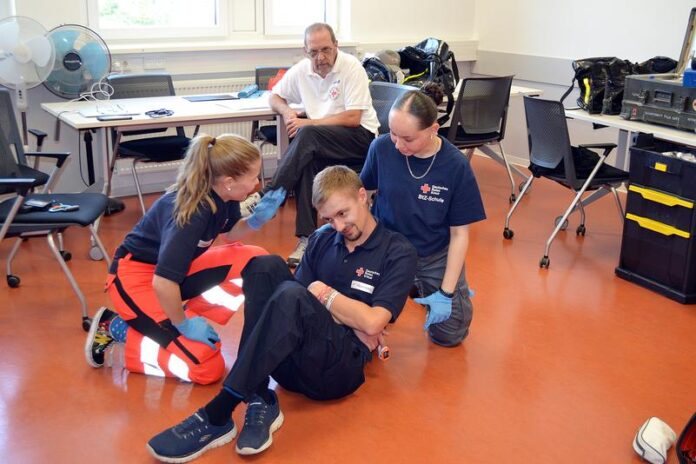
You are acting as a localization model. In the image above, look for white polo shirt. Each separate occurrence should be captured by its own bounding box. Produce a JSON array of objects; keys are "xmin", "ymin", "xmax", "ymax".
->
[{"xmin": 272, "ymin": 50, "xmax": 380, "ymax": 135}]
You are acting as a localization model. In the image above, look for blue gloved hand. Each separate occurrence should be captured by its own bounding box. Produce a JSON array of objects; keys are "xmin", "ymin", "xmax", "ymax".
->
[
  {"xmin": 414, "ymin": 290, "xmax": 453, "ymax": 330},
  {"xmin": 246, "ymin": 187, "xmax": 287, "ymax": 230},
  {"xmin": 174, "ymin": 316, "xmax": 220, "ymax": 349}
]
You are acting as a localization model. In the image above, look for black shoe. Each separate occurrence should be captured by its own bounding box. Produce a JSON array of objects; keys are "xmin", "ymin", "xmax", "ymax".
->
[
  {"xmin": 235, "ymin": 391, "xmax": 284, "ymax": 455},
  {"xmin": 84, "ymin": 306, "xmax": 116, "ymax": 368},
  {"xmin": 147, "ymin": 408, "xmax": 236, "ymax": 463}
]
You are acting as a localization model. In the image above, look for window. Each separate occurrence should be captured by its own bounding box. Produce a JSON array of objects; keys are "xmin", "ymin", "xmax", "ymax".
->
[
  {"xmin": 87, "ymin": 0, "xmax": 228, "ymax": 40},
  {"xmin": 263, "ymin": 0, "xmax": 338, "ymax": 36}
]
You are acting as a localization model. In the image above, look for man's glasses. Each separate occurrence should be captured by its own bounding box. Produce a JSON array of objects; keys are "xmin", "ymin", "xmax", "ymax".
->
[{"xmin": 306, "ymin": 46, "xmax": 334, "ymax": 59}]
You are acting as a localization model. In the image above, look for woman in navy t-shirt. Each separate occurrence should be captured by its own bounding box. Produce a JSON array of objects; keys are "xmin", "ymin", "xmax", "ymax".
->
[
  {"xmin": 85, "ymin": 133, "xmax": 285, "ymax": 384},
  {"xmin": 360, "ymin": 85, "xmax": 486, "ymax": 346}
]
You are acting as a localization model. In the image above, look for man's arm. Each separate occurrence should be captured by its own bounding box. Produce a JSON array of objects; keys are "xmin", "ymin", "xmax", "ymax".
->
[
  {"xmin": 269, "ymin": 93, "xmax": 299, "ymax": 121},
  {"xmin": 307, "ymin": 282, "xmax": 391, "ymax": 336},
  {"xmin": 285, "ymin": 109, "xmax": 362, "ymax": 138}
]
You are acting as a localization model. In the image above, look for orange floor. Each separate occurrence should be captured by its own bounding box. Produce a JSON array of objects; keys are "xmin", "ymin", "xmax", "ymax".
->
[{"xmin": 1, "ymin": 156, "xmax": 694, "ymax": 463}]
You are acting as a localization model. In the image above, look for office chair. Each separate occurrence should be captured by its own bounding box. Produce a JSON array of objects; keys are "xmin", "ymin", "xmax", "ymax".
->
[
  {"xmin": 503, "ymin": 96, "xmax": 629, "ymax": 268},
  {"xmin": 369, "ymin": 81, "xmax": 416, "ymax": 135},
  {"xmin": 250, "ymin": 67, "xmax": 288, "ymax": 186},
  {"xmin": 439, "ymin": 75, "xmax": 524, "ymax": 203},
  {"xmin": 0, "ymin": 126, "xmax": 112, "ymax": 331},
  {"xmin": 0, "ymin": 89, "xmax": 77, "ymax": 261},
  {"xmin": 106, "ymin": 73, "xmax": 194, "ymax": 214}
]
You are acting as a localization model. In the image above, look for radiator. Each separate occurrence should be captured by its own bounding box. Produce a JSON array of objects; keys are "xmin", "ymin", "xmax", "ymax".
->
[{"xmin": 111, "ymin": 77, "xmax": 280, "ymax": 197}]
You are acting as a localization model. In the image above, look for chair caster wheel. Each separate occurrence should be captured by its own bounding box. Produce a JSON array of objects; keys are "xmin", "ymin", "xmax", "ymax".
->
[
  {"xmin": 555, "ymin": 216, "xmax": 569, "ymax": 231},
  {"xmin": 60, "ymin": 250, "xmax": 72, "ymax": 262},
  {"xmin": 539, "ymin": 256, "xmax": 550, "ymax": 268},
  {"xmin": 7, "ymin": 274, "xmax": 20, "ymax": 288},
  {"xmin": 509, "ymin": 193, "xmax": 516, "ymax": 203},
  {"xmin": 576, "ymin": 225, "xmax": 586, "ymax": 236},
  {"xmin": 89, "ymin": 246, "xmax": 104, "ymax": 261},
  {"xmin": 82, "ymin": 317, "xmax": 92, "ymax": 332},
  {"xmin": 503, "ymin": 228, "xmax": 514, "ymax": 239}
]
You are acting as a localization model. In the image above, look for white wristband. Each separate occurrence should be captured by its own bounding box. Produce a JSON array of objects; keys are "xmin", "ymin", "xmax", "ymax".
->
[{"xmin": 325, "ymin": 290, "xmax": 339, "ymax": 310}]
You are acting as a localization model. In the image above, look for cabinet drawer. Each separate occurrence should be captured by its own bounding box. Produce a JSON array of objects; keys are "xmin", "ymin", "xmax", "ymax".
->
[{"xmin": 626, "ymin": 184, "xmax": 694, "ymax": 232}]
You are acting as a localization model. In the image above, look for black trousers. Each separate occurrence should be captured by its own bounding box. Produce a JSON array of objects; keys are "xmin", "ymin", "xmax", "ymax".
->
[
  {"xmin": 266, "ymin": 125, "xmax": 375, "ymax": 237},
  {"xmin": 223, "ymin": 255, "xmax": 368, "ymax": 401}
]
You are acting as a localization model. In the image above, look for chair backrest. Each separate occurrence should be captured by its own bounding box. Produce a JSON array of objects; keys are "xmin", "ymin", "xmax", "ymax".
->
[
  {"xmin": 369, "ymin": 81, "xmax": 416, "ymax": 135},
  {"xmin": 448, "ymin": 76, "xmax": 514, "ymax": 139},
  {"xmin": 523, "ymin": 96, "xmax": 578, "ymax": 184},
  {"xmin": 108, "ymin": 73, "xmax": 176, "ymax": 99},
  {"xmin": 255, "ymin": 67, "xmax": 289, "ymax": 91},
  {"xmin": 0, "ymin": 125, "xmax": 22, "ymax": 195},
  {"xmin": 0, "ymin": 89, "xmax": 28, "ymax": 168},
  {"xmin": 106, "ymin": 73, "xmax": 184, "ymax": 137}
]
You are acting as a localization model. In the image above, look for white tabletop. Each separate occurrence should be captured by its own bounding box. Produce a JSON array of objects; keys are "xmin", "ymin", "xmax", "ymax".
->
[
  {"xmin": 41, "ymin": 94, "xmax": 277, "ymax": 131},
  {"xmin": 510, "ymin": 85, "xmax": 543, "ymax": 97},
  {"xmin": 565, "ymin": 108, "xmax": 696, "ymax": 147}
]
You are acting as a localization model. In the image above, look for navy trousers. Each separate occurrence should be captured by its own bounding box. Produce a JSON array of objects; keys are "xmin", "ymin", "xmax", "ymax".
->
[{"xmin": 223, "ymin": 255, "xmax": 369, "ymax": 401}]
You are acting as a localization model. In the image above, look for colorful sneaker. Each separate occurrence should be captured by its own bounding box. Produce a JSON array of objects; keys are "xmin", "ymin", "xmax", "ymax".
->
[
  {"xmin": 84, "ymin": 306, "xmax": 116, "ymax": 368},
  {"xmin": 235, "ymin": 390, "xmax": 284, "ymax": 455},
  {"xmin": 147, "ymin": 408, "xmax": 236, "ymax": 463},
  {"xmin": 239, "ymin": 192, "xmax": 262, "ymax": 218},
  {"xmin": 286, "ymin": 236, "xmax": 308, "ymax": 268}
]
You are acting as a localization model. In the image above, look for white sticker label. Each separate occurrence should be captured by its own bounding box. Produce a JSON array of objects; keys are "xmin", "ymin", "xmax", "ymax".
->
[{"xmin": 351, "ymin": 280, "xmax": 374, "ymax": 294}]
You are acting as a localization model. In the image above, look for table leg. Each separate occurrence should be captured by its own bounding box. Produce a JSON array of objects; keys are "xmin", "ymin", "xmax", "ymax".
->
[{"xmin": 276, "ymin": 114, "xmax": 288, "ymax": 156}]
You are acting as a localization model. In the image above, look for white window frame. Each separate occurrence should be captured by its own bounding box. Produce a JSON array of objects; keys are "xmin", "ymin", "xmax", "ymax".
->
[
  {"xmin": 263, "ymin": 0, "xmax": 338, "ymax": 37},
  {"xmin": 86, "ymin": 0, "xmax": 229, "ymax": 40}
]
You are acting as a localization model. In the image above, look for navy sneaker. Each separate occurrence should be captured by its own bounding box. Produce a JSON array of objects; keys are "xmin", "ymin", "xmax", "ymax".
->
[
  {"xmin": 147, "ymin": 408, "xmax": 236, "ymax": 463},
  {"xmin": 235, "ymin": 390, "xmax": 284, "ymax": 455},
  {"xmin": 84, "ymin": 306, "xmax": 116, "ymax": 368}
]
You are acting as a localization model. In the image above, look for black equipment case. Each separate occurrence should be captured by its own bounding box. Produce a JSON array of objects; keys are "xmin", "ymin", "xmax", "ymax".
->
[{"xmin": 620, "ymin": 8, "xmax": 696, "ymax": 131}]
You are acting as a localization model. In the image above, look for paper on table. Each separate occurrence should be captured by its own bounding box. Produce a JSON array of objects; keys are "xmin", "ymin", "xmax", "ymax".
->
[{"xmin": 79, "ymin": 103, "xmax": 140, "ymax": 118}]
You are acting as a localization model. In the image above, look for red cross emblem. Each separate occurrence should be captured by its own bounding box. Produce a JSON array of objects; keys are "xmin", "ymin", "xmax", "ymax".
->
[
  {"xmin": 356, "ymin": 267, "xmax": 365, "ymax": 277},
  {"xmin": 329, "ymin": 86, "xmax": 340, "ymax": 100},
  {"xmin": 420, "ymin": 184, "xmax": 431, "ymax": 194}
]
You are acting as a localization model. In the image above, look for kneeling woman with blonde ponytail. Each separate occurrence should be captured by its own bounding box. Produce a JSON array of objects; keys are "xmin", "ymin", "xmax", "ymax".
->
[{"xmin": 85, "ymin": 134, "xmax": 286, "ymax": 384}]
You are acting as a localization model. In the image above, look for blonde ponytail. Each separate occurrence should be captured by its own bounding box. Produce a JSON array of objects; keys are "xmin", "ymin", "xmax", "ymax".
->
[{"xmin": 169, "ymin": 133, "xmax": 260, "ymax": 227}]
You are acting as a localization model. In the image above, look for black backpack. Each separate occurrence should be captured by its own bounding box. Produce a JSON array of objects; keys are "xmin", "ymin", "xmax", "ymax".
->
[
  {"xmin": 560, "ymin": 56, "xmax": 678, "ymax": 115},
  {"xmin": 362, "ymin": 56, "xmax": 397, "ymax": 83},
  {"xmin": 398, "ymin": 38, "xmax": 460, "ymax": 124}
]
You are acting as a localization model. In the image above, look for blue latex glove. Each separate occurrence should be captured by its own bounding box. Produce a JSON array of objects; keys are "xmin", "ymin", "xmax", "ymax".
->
[
  {"xmin": 246, "ymin": 187, "xmax": 287, "ymax": 230},
  {"xmin": 414, "ymin": 290, "xmax": 453, "ymax": 330},
  {"xmin": 174, "ymin": 316, "xmax": 220, "ymax": 349}
]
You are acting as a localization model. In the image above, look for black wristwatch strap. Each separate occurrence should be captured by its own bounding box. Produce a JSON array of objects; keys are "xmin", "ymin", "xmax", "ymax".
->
[{"xmin": 439, "ymin": 287, "xmax": 454, "ymax": 298}]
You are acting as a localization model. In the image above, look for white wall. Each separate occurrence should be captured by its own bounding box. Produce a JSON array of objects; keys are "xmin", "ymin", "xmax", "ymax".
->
[
  {"xmin": 475, "ymin": 0, "xmax": 692, "ymax": 61},
  {"xmin": 473, "ymin": 0, "xmax": 696, "ymax": 166},
  {"xmin": 0, "ymin": 0, "xmax": 13, "ymax": 17}
]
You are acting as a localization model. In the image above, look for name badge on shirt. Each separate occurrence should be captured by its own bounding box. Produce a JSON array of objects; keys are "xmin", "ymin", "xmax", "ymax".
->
[
  {"xmin": 351, "ymin": 280, "xmax": 374, "ymax": 294},
  {"xmin": 198, "ymin": 238, "xmax": 214, "ymax": 248}
]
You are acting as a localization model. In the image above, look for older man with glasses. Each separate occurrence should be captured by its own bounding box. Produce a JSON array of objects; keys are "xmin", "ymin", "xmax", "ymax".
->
[{"xmin": 240, "ymin": 22, "xmax": 379, "ymax": 268}]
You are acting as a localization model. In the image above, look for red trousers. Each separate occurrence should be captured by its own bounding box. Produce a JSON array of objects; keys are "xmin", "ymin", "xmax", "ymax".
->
[{"xmin": 106, "ymin": 243, "xmax": 267, "ymax": 385}]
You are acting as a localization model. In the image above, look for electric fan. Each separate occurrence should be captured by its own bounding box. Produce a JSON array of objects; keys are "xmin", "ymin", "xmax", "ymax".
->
[
  {"xmin": 0, "ymin": 16, "xmax": 55, "ymax": 143},
  {"xmin": 44, "ymin": 24, "xmax": 111, "ymax": 99}
]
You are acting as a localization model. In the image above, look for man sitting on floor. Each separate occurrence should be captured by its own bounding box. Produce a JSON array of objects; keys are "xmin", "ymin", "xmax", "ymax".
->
[
  {"xmin": 147, "ymin": 165, "xmax": 416, "ymax": 462},
  {"xmin": 240, "ymin": 22, "xmax": 379, "ymax": 267}
]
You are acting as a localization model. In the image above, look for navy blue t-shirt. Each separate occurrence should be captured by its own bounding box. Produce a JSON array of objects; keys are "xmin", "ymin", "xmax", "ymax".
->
[
  {"xmin": 294, "ymin": 222, "xmax": 417, "ymax": 323},
  {"xmin": 360, "ymin": 134, "xmax": 486, "ymax": 257},
  {"xmin": 116, "ymin": 190, "xmax": 241, "ymax": 283}
]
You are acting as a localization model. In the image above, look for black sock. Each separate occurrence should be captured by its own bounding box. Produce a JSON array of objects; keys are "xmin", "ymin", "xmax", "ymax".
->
[
  {"xmin": 257, "ymin": 388, "xmax": 275, "ymax": 405},
  {"xmin": 204, "ymin": 388, "xmax": 242, "ymax": 426},
  {"xmin": 254, "ymin": 378, "xmax": 275, "ymax": 405}
]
